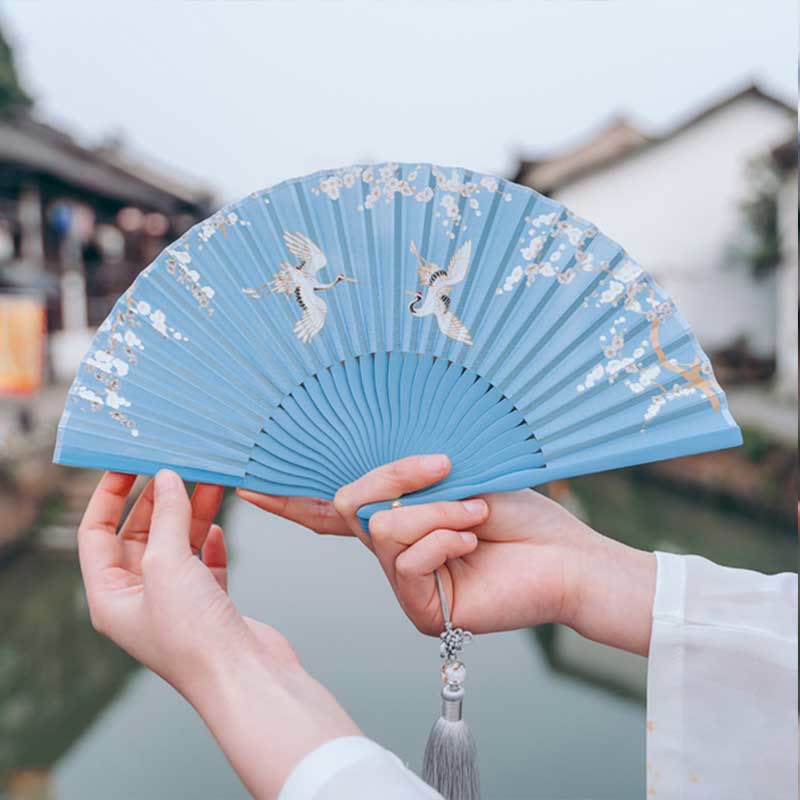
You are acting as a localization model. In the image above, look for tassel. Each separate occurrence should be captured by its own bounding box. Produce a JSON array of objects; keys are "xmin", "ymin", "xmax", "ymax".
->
[{"xmin": 421, "ymin": 571, "xmax": 481, "ymax": 800}]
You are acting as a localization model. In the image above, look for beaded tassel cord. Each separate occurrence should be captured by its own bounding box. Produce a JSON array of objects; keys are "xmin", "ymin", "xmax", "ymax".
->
[{"xmin": 421, "ymin": 570, "xmax": 480, "ymax": 800}]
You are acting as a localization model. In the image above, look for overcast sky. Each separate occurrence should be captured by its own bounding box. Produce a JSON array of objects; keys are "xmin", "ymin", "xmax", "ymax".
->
[{"xmin": 2, "ymin": 0, "xmax": 796, "ymax": 203}]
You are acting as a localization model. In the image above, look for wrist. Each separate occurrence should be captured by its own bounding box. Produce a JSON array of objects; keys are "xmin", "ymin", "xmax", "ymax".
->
[
  {"xmin": 563, "ymin": 528, "xmax": 657, "ymax": 657},
  {"xmin": 184, "ymin": 631, "xmax": 360, "ymax": 799}
]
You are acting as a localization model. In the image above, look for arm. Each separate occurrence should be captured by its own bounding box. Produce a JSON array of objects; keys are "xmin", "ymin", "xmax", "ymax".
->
[
  {"xmin": 646, "ymin": 551, "xmax": 798, "ymax": 798},
  {"xmin": 80, "ymin": 470, "xmax": 415, "ymax": 800},
  {"xmin": 241, "ymin": 456, "xmax": 798, "ymax": 798}
]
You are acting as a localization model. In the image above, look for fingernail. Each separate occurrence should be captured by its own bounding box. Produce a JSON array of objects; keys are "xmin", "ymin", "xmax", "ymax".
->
[
  {"xmin": 155, "ymin": 469, "xmax": 180, "ymax": 497},
  {"xmin": 462, "ymin": 499, "xmax": 486, "ymax": 515},
  {"xmin": 421, "ymin": 454, "xmax": 448, "ymax": 474},
  {"xmin": 459, "ymin": 532, "xmax": 477, "ymax": 545}
]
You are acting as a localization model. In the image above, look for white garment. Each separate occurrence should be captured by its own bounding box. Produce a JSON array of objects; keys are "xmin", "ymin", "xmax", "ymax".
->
[
  {"xmin": 646, "ymin": 552, "xmax": 797, "ymax": 799},
  {"xmin": 278, "ymin": 736, "xmax": 443, "ymax": 799},
  {"xmin": 278, "ymin": 553, "xmax": 798, "ymax": 800}
]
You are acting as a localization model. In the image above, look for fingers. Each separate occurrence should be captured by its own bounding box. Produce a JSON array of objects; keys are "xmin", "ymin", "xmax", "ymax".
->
[
  {"xmin": 395, "ymin": 530, "xmax": 478, "ymax": 630},
  {"xmin": 370, "ymin": 498, "xmax": 488, "ymax": 547},
  {"xmin": 119, "ymin": 478, "xmax": 155, "ymax": 543},
  {"xmin": 202, "ymin": 524, "xmax": 228, "ymax": 592},
  {"xmin": 81, "ymin": 472, "xmax": 138, "ymax": 537},
  {"xmin": 397, "ymin": 530, "xmax": 477, "ymax": 576},
  {"xmin": 368, "ymin": 497, "xmax": 487, "ymax": 585},
  {"xmin": 333, "ymin": 455, "xmax": 451, "ymax": 536},
  {"xmin": 78, "ymin": 472, "xmax": 136, "ymax": 588},
  {"xmin": 121, "ymin": 481, "xmax": 221, "ymax": 549},
  {"xmin": 190, "ymin": 484, "xmax": 224, "ymax": 554},
  {"xmin": 236, "ymin": 490, "xmax": 350, "ymax": 536},
  {"xmin": 143, "ymin": 470, "xmax": 192, "ymax": 570}
]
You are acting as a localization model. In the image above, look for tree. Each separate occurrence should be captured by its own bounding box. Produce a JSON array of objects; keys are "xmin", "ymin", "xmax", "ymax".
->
[
  {"xmin": 0, "ymin": 24, "xmax": 32, "ymax": 114},
  {"xmin": 737, "ymin": 155, "xmax": 782, "ymax": 279}
]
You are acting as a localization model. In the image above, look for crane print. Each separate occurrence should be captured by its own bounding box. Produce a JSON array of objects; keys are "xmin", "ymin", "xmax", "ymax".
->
[
  {"xmin": 406, "ymin": 239, "xmax": 473, "ymax": 345},
  {"xmin": 243, "ymin": 232, "xmax": 355, "ymax": 344}
]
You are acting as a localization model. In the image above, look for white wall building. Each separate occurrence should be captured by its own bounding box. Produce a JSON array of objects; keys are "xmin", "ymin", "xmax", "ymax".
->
[{"xmin": 514, "ymin": 85, "xmax": 795, "ymax": 368}]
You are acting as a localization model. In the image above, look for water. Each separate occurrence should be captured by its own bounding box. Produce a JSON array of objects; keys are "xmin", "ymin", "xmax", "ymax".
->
[{"xmin": 1, "ymin": 473, "xmax": 794, "ymax": 800}]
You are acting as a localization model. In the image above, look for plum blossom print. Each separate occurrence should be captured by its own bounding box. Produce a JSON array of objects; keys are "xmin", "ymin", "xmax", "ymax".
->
[
  {"xmin": 496, "ymin": 209, "xmax": 723, "ymax": 423},
  {"xmin": 164, "ymin": 247, "xmax": 216, "ymax": 314},
  {"xmin": 70, "ymin": 293, "xmax": 189, "ymax": 437},
  {"xmin": 496, "ymin": 211, "xmax": 597, "ymax": 294},
  {"xmin": 302, "ymin": 163, "xmax": 509, "ymax": 240},
  {"xmin": 197, "ymin": 209, "xmax": 250, "ymax": 245},
  {"xmin": 577, "ymin": 285, "xmax": 722, "ymax": 424}
]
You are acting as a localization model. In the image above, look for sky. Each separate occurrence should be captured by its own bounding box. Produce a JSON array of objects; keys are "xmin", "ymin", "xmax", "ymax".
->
[{"xmin": 2, "ymin": 0, "xmax": 797, "ymax": 204}]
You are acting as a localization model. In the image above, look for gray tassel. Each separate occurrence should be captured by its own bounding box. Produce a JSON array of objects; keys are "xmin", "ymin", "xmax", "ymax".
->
[{"xmin": 421, "ymin": 571, "xmax": 480, "ymax": 800}]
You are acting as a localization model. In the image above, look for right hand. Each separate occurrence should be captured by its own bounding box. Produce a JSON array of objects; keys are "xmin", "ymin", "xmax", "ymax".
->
[
  {"xmin": 238, "ymin": 455, "xmax": 656, "ymax": 656},
  {"xmin": 80, "ymin": 471, "xmax": 360, "ymax": 799}
]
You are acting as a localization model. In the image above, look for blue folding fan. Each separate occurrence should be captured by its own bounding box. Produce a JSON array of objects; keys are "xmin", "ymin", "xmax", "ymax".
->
[{"xmin": 53, "ymin": 162, "xmax": 741, "ymax": 523}]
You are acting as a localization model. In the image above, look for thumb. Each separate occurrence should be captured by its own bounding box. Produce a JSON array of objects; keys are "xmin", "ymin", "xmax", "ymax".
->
[{"xmin": 145, "ymin": 470, "xmax": 192, "ymax": 566}]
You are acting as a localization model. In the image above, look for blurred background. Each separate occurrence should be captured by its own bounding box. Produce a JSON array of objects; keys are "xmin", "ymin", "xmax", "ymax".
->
[{"xmin": 0, "ymin": 2, "xmax": 796, "ymax": 799}]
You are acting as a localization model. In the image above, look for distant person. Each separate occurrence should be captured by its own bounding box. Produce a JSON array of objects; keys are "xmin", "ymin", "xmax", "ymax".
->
[{"xmin": 78, "ymin": 458, "xmax": 797, "ymax": 800}]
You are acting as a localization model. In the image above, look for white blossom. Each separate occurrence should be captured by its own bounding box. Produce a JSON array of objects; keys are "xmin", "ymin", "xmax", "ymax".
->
[
  {"xmin": 561, "ymin": 224, "xmax": 584, "ymax": 246},
  {"xmin": 105, "ymin": 391, "xmax": 130, "ymax": 410},
  {"xmin": 579, "ymin": 363, "xmax": 605, "ymax": 391},
  {"xmin": 87, "ymin": 350, "xmax": 129, "ymax": 377},
  {"xmin": 124, "ymin": 330, "xmax": 143, "ymax": 348},
  {"xmin": 615, "ymin": 259, "xmax": 643, "ymax": 283},
  {"xmin": 529, "ymin": 212, "xmax": 557, "ymax": 229},
  {"xmin": 521, "ymin": 235, "xmax": 544, "ymax": 261},
  {"xmin": 73, "ymin": 385, "xmax": 104, "ymax": 408},
  {"xmin": 600, "ymin": 281, "xmax": 624, "ymax": 304},
  {"xmin": 150, "ymin": 309, "xmax": 168, "ymax": 336}
]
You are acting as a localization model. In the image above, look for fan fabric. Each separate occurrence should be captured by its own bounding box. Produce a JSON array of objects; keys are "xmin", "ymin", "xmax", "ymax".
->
[{"xmin": 53, "ymin": 163, "xmax": 741, "ymax": 521}]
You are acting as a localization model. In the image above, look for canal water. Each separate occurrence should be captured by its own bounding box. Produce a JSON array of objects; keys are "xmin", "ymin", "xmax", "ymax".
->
[{"xmin": 1, "ymin": 472, "xmax": 795, "ymax": 800}]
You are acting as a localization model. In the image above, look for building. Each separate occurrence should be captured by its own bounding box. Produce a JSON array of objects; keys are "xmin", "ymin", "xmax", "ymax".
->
[
  {"xmin": 513, "ymin": 84, "xmax": 796, "ymax": 388},
  {"xmin": 0, "ymin": 112, "xmax": 213, "ymax": 383}
]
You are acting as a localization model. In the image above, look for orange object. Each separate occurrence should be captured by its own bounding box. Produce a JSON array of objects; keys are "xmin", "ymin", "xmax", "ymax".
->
[{"xmin": 0, "ymin": 295, "xmax": 45, "ymax": 395}]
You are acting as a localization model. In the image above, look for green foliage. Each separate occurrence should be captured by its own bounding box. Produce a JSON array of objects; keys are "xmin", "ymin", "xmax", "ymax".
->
[
  {"xmin": 740, "ymin": 424, "xmax": 774, "ymax": 463},
  {"xmin": 0, "ymin": 24, "xmax": 32, "ymax": 114},
  {"xmin": 737, "ymin": 156, "xmax": 782, "ymax": 279}
]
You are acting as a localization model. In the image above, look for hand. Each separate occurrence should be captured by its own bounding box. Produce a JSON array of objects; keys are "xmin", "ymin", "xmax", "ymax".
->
[
  {"xmin": 79, "ymin": 470, "xmax": 359, "ymax": 799},
  {"xmin": 238, "ymin": 456, "xmax": 656, "ymax": 656},
  {"xmin": 78, "ymin": 470, "xmax": 291, "ymax": 692}
]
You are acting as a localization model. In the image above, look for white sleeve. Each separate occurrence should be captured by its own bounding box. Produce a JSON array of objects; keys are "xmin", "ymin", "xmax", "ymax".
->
[
  {"xmin": 647, "ymin": 551, "xmax": 798, "ymax": 799},
  {"xmin": 278, "ymin": 736, "xmax": 443, "ymax": 800}
]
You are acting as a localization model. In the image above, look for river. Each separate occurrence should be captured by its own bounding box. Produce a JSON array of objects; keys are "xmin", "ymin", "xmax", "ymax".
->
[{"xmin": 0, "ymin": 472, "xmax": 795, "ymax": 799}]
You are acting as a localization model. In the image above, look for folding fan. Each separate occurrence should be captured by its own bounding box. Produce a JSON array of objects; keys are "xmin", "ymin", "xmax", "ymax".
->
[
  {"xmin": 54, "ymin": 162, "xmax": 741, "ymax": 520},
  {"xmin": 53, "ymin": 162, "xmax": 741, "ymax": 800}
]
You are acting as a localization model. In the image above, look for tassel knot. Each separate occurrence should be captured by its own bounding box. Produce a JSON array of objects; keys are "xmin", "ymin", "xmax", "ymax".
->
[{"xmin": 440, "ymin": 624, "xmax": 473, "ymax": 660}]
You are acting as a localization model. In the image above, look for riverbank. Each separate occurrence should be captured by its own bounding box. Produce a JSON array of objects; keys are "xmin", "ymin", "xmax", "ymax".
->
[
  {"xmin": 0, "ymin": 446, "xmax": 61, "ymax": 562},
  {"xmin": 0, "ymin": 383, "xmax": 70, "ymax": 560},
  {"xmin": 635, "ymin": 425, "xmax": 796, "ymax": 528}
]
